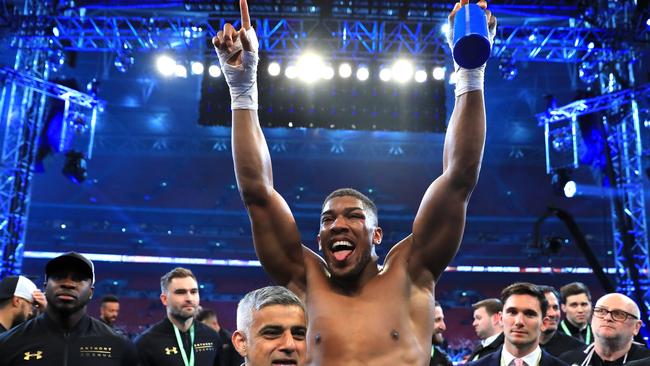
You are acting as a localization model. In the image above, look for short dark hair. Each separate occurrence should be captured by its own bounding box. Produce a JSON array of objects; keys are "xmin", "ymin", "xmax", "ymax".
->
[
  {"xmin": 160, "ymin": 267, "xmax": 197, "ymax": 293},
  {"xmin": 101, "ymin": 295, "xmax": 119, "ymax": 305},
  {"xmin": 196, "ymin": 308, "xmax": 217, "ymax": 323},
  {"xmin": 501, "ymin": 282, "xmax": 548, "ymax": 317},
  {"xmin": 323, "ymin": 188, "xmax": 378, "ymax": 224},
  {"xmin": 472, "ymin": 298, "xmax": 503, "ymax": 315},
  {"xmin": 560, "ymin": 282, "xmax": 591, "ymax": 303},
  {"xmin": 537, "ymin": 285, "xmax": 560, "ymax": 303}
]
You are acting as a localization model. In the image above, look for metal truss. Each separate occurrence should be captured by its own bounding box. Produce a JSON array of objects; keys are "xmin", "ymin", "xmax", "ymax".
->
[
  {"xmin": 11, "ymin": 13, "xmax": 636, "ymax": 64},
  {"xmin": 608, "ymin": 104, "xmax": 650, "ymax": 306},
  {"xmin": 536, "ymin": 84, "xmax": 650, "ymax": 125}
]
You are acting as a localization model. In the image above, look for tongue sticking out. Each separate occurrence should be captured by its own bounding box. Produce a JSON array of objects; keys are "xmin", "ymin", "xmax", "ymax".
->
[{"xmin": 333, "ymin": 250, "xmax": 352, "ymax": 261}]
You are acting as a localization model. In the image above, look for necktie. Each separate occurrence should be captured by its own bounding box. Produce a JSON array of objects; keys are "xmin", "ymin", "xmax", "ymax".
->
[{"xmin": 510, "ymin": 358, "xmax": 526, "ymax": 366}]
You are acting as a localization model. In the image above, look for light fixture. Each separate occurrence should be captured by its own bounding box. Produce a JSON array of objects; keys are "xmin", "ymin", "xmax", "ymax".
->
[
  {"xmin": 432, "ymin": 66, "xmax": 446, "ymax": 81},
  {"xmin": 156, "ymin": 55, "xmax": 176, "ymax": 76},
  {"xmin": 578, "ymin": 61, "xmax": 598, "ymax": 84},
  {"xmin": 321, "ymin": 65, "xmax": 335, "ymax": 80},
  {"xmin": 551, "ymin": 169, "xmax": 576, "ymax": 198},
  {"xmin": 356, "ymin": 66, "xmax": 369, "ymax": 81},
  {"xmin": 338, "ymin": 63, "xmax": 352, "ymax": 78},
  {"xmin": 379, "ymin": 67, "xmax": 392, "ymax": 82},
  {"xmin": 174, "ymin": 64, "xmax": 188, "ymax": 78},
  {"xmin": 498, "ymin": 58, "xmax": 518, "ymax": 81},
  {"xmin": 414, "ymin": 69, "xmax": 427, "ymax": 83},
  {"xmin": 297, "ymin": 52, "xmax": 324, "ymax": 83},
  {"xmin": 391, "ymin": 59, "xmax": 414, "ymax": 83},
  {"xmin": 268, "ymin": 61, "xmax": 281, "ymax": 76},
  {"xmin": 62, "ymin": 151, "xmax": 87, "ymax": 184},
  {"xmin": 114, "ymin": 51, "xmax": 135, "ymax": 73},
  {"xmin": 208, "ymin": 65, "xmax": 221, "ymax": 78},
  {"xmin": 190, "ymin": 61, "xmax": 204, "ymax": 75},
  {"xmin": 285, "ymin": 65, "xmax": 298, "ymax": 79}
]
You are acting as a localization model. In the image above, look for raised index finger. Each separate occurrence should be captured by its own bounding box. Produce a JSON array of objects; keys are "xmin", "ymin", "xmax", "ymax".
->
[{"xmin": 240, "ymin": 0, "xmax": 251, "ymax": 30}]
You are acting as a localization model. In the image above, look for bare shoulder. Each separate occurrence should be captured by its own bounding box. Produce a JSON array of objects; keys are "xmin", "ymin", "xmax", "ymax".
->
[{"xmin": 383, "ymin": 235, "xmax": 435, "ymax": 290}]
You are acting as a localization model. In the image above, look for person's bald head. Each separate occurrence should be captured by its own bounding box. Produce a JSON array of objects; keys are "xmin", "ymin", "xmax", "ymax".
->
[{"xmin": 592, "ymin": 293, "xmax": 642, "ymax": 348}]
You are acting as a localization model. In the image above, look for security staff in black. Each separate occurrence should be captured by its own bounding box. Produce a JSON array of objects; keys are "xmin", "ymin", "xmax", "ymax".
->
[
  {"xmin": 135, "ymin": 317, "xmax": 223, "ymax": 366},
  {"xmin": 0, "ymin": 252, "xmax": 138, "ymax": 365},
  {"xmin": 135, "ymin": 267, "xmax": 222, "ymax": 366}
]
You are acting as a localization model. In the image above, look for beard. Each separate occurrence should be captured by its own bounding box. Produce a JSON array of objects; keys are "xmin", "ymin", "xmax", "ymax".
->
[{"xmin": 170, "ymin": 306, "xmax": 196, "ymax": 322}]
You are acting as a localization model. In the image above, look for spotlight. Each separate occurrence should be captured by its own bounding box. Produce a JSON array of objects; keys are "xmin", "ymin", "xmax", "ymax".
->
[
  {"xmin": 86, "ymin": 78, "xmax": 100, "ymax": 97},
  {"xmin": 441, "ymin": 23, "xmax": 450, "ymax": 37},
  {"xmin": 156, "ymin": 55, "xmax": 176, "ymax": 76},
  {"xmin": 297, "ymin": 52, "xmax": 324, "ymax": 83},
  {"xmin": 52, "ymin": 26, "xmax": 60, "ymax": 37},
  {"xmin": 62, "ymin": 151, "xmax": 87, "ymax": 184},
  {"xmin": 413, "ymin": 69, "xmax": 427, "ymax": 83},
  {"xmin": 498, "ymin": 58, "xmax": 518, "ymax": 81},
  {"xmin": 578, "ymin": 61, "xmax": 598, "ymax": 84},
  {"xmin": 551, "ymin": 169, "xmax": 575, "ymax": 198},
  {"xmin": 208, "ymin": 65, "xmax": 221, "ymax": 78},
  {"xmin": 432, "ymin": 67, "xmax": 446, "ymax": 81},
  {"xmin": 391, "ymin": 59, "xmax": 414, "ymax": 83},
  {"xmin": 174, "ymin": 64, "xmax": 188, "ymax": 78},
  {"xmin": 268, "ymin": 61, "xmax": 281, "ymax": 76},
  {"xmin": 48, "ymin": 49, "xmax": 66, "ymax": 73},
  {"xmin": 285, "ymin": 65, "xmax": 298, "ymax": 79},
  {"xmin": 543, "ymin": 236, "xmax": 569, "ymax": 255},
  {"xmin": 114, "ymin": 52, "xmax": 135, "ymax": 73},
  {"xmin": 190, "ymin": 61, "xmax": 204, "ymax": 75},
  {"xmin": 321, "ymin": 65, "xmax": 335, "ymax": 80},
  {"xmin": 356, "ymin": 66, "xmax": 369, "ymax": 81},
  {"xmin": 448, "ymin": 71, "xmax": 457, "ymax": 85},
  {"xmin": 338, "ymin": 63, "xmax": 352, "ymax": 78},
  {"xmin": 379, "ymin": 67, "xmax": 392, "ymax": 82}
]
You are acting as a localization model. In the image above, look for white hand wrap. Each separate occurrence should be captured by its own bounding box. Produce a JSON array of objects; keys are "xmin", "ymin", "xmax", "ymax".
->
[
  {"xmin": 446, "ymin": 9, "xmax": 496, "ymax": 97},
  {"xmin": 216, "ymin": 27, "xmax": 260, "ymax": 110}
]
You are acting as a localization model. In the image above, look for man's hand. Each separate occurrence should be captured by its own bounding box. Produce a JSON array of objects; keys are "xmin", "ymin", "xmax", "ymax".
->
[
  {"xmin": 32, "ymin": 290, "xmax": 47, "ymax": 312},
  {"xmin": 211, "ymin": 0, "xmax": 259, "ymax": 110},
  {"xmin": 212, "ymin": 0, "xmax": 256, "ymax": 67}
]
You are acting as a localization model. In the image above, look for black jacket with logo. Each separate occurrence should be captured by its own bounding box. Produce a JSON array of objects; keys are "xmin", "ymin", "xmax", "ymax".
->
[
  {"xmin": 0, "ymin": 313, "xmax": 138, "ymax": 366},
  {"xmin": 134, "ymin": 318, "xmax": 223, "ymax": 366}
]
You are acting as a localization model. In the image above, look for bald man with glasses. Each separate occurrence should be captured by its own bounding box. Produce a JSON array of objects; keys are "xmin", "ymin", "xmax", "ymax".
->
[{"xmin": 559, "ymin": 293, "xmax": 650, "ymax": 365}]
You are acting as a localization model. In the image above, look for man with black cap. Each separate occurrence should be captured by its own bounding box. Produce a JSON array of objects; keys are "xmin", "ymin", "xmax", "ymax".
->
[
  {"xmin": 0, "ymin": 252, "xmax": 139, "ymax": 365},
  {"xmin": 0, "ymin": 275, "xmax": 46, "ymax": 333}
]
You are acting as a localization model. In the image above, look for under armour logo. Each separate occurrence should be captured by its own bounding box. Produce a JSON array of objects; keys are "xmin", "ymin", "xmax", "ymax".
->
[
  {"xmin": 165, "ymin": 347, "xmax": 178, "ymax": 355},
  {"xmin": 24, "ymin": 351, "xmax": 43, "ymax": 360}
]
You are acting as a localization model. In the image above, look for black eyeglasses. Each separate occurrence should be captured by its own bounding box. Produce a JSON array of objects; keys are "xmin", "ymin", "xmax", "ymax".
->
[{"xmin": 593, "ymin": 307, "xmax": 638, "ymax": 322}]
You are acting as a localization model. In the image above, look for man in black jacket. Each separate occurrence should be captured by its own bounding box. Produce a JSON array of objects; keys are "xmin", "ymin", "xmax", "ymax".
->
[
  {"xmin": 559, "ymin": 282, "xmax": 593, "ymax": 345},
  {"xmin": 0, "ymin": 252, "xmax": 138, "ymax": 365},
  {"xmin": 466, "ymin": 283, "xmax": 568, "ymax": 366},
  {"xmin": 135, "ymin": 267, "xmax": 223, "ymax": 366},
  {"xmin": 537, "ymin": 285, "xmax": 586, "ymax": 356},
  {"xmin": 196, "ymin": 307, "xmax": 243, "ymax": 366},
  {"xmin": 467, "ymin": 298, "xmax": 504, "ymax": 362},
  {"xmin": 560, "ymin": 293, "xmax": 650, "ymax": 366}
]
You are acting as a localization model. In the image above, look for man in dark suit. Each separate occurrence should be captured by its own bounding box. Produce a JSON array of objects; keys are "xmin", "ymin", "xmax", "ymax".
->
[
  {"xmin": 430, "ymin": 301, "xmax": 453, "ymax": 366},
  {"xmin": 466, "ymin": 283, "xmax": 568, "ymax": 366},
  {"xmin": 467, "ymin": 298, "xmax": 504, "ymax": 362},
  {"xmin": 537, "ymin": 286, "xmax": 586, "ymax": 357},
  {"xmin": 626, "ymin": 356, "xmax": 650, "ymax": 366}
]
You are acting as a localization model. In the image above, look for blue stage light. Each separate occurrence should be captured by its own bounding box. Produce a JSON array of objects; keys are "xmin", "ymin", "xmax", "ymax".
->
[
  {"xmin": 498, "ymin": 58, "xmax": 518, "ymax": 81},
  {"xmin": 578, "ymin": 61, "xmax": 598, "ymax": 84}
]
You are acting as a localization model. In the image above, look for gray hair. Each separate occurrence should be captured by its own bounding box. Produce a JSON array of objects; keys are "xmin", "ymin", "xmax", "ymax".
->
[{"xmin": 236, "ymin": 286, "xmax": 305, "ymax": 335}]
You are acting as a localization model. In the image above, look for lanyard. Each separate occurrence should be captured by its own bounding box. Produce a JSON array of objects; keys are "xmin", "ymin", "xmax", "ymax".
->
[
  {"xmin": 561, "ymin": 320, "xmax": 591, "ymax": 344},
  {"xmin": 431, "ymin": 345, "xmax": 435, "ymax": 358},
  {"xmin": 173, "ymin": 323, "xmax": 195, "ymax": 366}
]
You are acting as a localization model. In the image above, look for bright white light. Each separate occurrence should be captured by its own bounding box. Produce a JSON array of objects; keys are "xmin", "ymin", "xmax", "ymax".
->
[
  {"xmin": 190, "ymin": 61, "xmax": 204, "ymax": 75},
  {"xmin": 52, "ymin": 26, "xmax": 60, "ymax": 37},
  {"xmin": 297, "ymin": 52, "xmax": 324, "ymax": 82},
  {"xmin": 356, "ymin": 66, "xmax": 369, "ymax": 81},
  {"xmin": 321, "ymin": 65, "xmax": 335, "ymax": 80},
  {"xmin": 60, "ymin": 223, "xmax": 66, "ymax": 229},
  {"xmin": 379, "ymin": 67, "xmax": 392, "ymax": 82},
  {"xmin": 441, "ymin": 23, "xmax": 450, "ymax": 36},
  {"xmin": 208, "ymin": 65, "xmax": 221, "ymax": 78},
  {"xmin": 414, "ymin": 70, "xmax": 427, "ymax": 83},
  {"xmin": 432, "ymin": 66, "xmax": 446, "ymax": 81},
  {"xmin": 564, "ymin": 181, "xmax": 577, "ymax": 198},
  {"xmin": 175, "ymin": 64, "xmax": 188, "ymax": 78},
  {"xmin": 391, "ymin": 59, "xmax": 414, "ymax": 83},
  {"xmin": 268, "ymin": 62, "xmax": 281, "ymax": 76},
  {"xmin": 285, "ymin": 65, "xmax": 298, "ymax": 79},
  {"xmin": 587, "ymin": 42, "xmax": 595, "ymax": 49},
  {"xmin": 156, "ymin": 55, "xmax": 176, "ymax": 76},
  {"xmin": 449, "ymin": 71, "xmax": 457, "ymax": 85},
  {"xmin": 338, "ymin": 63, "xmax": 352, "ymax": 78}
]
